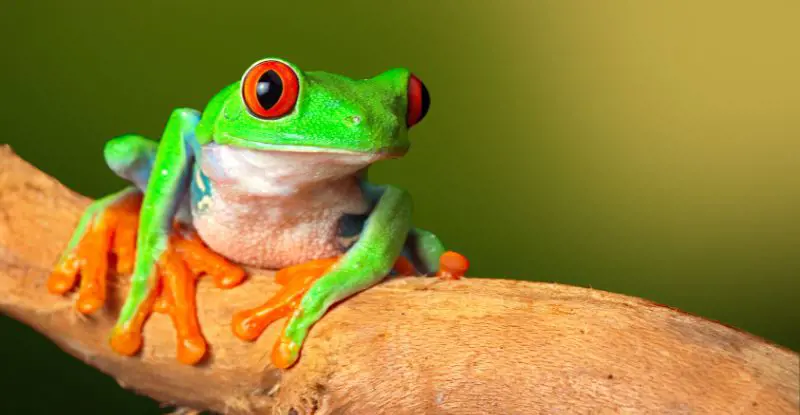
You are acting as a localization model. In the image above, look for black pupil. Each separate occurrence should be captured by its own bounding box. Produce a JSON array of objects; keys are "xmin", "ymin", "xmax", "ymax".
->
[
  {"xmin": 255, "ymin": 70, "xmax": 283, "ymax": 110},
  {"xmin": 419, "ymin": 80, "xmax": 431, "ymax": 121}
]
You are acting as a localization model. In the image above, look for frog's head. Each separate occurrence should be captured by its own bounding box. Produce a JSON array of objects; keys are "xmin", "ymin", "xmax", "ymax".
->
[{"xmin": 196, "ymin": 58, "xmax": 430, "ymax": 158}]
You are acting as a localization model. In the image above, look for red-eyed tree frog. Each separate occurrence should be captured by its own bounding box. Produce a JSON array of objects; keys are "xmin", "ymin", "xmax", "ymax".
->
[{"xmin": 47, "ymin": 58, "xmax": 469, "ymax": 369}]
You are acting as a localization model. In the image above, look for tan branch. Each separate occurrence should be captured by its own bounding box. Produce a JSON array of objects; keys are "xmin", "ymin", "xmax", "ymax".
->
[{"xmin": 0, "ymin": 145, "xmax": 796, "ymax": 414}]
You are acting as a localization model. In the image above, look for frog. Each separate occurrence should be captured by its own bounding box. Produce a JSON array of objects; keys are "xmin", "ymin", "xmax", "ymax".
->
[{"xmin": 47, "ymin": 57, "xmax": 469, "ymax": 369}]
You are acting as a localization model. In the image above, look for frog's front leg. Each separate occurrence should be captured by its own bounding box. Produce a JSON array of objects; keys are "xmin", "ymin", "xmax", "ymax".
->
[
  {"xmin": 108, "ymin": 109, "xmax": 247, "ymax": 364},
  {"xmin": 357, "ymin": 180, "xmax": 470, "ymax": 279},
  {"xmin": 232, "ymin": 187, "xmax": 414, "ymax": 368},
  {"xmin": 48, "ymin": 110, "xmax": 245, "ymax": 365}
]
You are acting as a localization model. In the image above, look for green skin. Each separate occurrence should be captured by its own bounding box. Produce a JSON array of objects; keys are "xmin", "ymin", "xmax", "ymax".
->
[{"xmin": 62, "ymin": 58, "xmax": 449, "ymax": 364}]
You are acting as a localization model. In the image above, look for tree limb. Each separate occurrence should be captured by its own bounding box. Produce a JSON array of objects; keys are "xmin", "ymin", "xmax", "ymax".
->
[{"xmin": 0, "ymin": 145, "xmax": 796, "ymax": 414}]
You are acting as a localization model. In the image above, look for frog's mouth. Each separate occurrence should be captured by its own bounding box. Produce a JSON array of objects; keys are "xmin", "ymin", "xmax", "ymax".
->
[
  {"xmin": 199, "ymin": 143, "xmax": 388, "ymax": 195},
  {"xmin": 213, "ymin": 133, "xmax": 409, "ymax": 159}
]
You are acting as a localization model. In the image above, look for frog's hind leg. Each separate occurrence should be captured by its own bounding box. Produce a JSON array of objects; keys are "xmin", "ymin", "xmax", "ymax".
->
[
  {"xmin": 396, "ymin": 227, "xmax": 470, "ymax": 280},
  {"xmin": 357, "ymin": 181, "xmax": 469, "ymax": 279},
  {"xmin": 103, "ymin": 134, "xmax": 160, "ymax": 191}
]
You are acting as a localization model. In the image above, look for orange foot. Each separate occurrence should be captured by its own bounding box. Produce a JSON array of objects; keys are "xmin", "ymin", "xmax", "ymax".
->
[
  {"xmin": 48, "ymin": 193, "xmax": 246, "ymax": 364},
  {"xmin": 435, "ymin": 251, "xmax": 470, "ymax": 280},
  {"xmin": 231, "ymin": 257, "xmax": 337, "ymax": 343},
  {"xmin": 48, "ymin": 193, "xmax": 143, "ymax": 313},
  {"xmin": 231, "ymin": 251, "xmax": 469, "ymax": 368}
]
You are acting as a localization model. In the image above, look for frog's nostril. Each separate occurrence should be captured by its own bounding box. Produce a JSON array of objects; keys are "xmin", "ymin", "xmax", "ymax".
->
[{"xmin": 348, "ymin": 115, "xmax": 363, "ymax": 126}]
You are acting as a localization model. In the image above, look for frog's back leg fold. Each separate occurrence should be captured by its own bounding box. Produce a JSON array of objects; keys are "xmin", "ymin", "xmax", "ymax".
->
[
  {"xmin": 106, "ymin": 134, "xmax": 197, "ymax": 224},
  {"xmin": 403, "ymin": 227, "xmax": 470, "ymax": 279},
  {"xmin": 401, "ymin": 227, "xmax": 445, "ymax": 275},
  {"xmin": 104, "ymin": 134, "xmax": 158, "ymax": 190},
  {"xmin": 357, "ymin": 178, "xmax": 467, "ymax": 277}
]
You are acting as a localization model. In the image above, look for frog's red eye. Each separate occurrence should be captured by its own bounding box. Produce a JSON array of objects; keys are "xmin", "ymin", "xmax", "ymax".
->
[
  {"xmin": 241, "ymin": 60, "xmax": 299, "ymax": 119},
  {"xmin": 406, "ymin": 74, "xmax": 430, "ymax": 127}
]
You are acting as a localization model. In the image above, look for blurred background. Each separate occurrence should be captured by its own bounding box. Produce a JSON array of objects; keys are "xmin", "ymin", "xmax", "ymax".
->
[{"xmin": 1, "ymin": 1, "xmax": 798, "ymax": 413}]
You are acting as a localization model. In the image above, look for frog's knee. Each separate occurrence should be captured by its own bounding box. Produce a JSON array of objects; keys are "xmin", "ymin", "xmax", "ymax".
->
[{"xmin": 104, "ymin": 135, "xmax": 157, "ymax": 188}]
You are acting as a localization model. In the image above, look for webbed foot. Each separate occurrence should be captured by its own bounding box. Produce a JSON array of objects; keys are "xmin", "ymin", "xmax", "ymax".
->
[
  {"xmin": 49, "ymin": 193, "xmax": 246, "ymax": 364},
  {"xmin": 48, "ymin": 191, "xmax": 142, "ymax": 313},
  {"xmin": 231, "ymin": 251, "xmax": 468, "ymax": 369},
  {"xmin": 231, "ymin": 257, "xmax": 338, "ymax": 368},
  {"xmin": 110, "ymin": 226, "xmax": 246, "ymax": 364}
]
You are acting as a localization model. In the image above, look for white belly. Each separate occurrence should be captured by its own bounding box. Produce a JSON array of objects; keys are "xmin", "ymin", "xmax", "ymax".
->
[{"xmin": 191, "ymin": 144, "xmax": 375, "ymax": 269}]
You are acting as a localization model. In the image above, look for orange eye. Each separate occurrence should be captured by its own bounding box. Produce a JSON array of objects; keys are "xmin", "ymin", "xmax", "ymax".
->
[
  {"xmin": 406, "ymin": 74, "xmax": 430, "ymax": 127},
  {"xmin": 241, "ymin": 60, "xmax": 299, "ymax": 119}
]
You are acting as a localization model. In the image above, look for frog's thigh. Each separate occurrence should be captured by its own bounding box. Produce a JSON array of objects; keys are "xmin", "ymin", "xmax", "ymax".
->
[
  {"xmin": 104, "ymin": 134, "xmax": 158, "ymax": 190},
  {"xmin": 401, "ymin": 227, "xmax": 446, "ymax": 275}
]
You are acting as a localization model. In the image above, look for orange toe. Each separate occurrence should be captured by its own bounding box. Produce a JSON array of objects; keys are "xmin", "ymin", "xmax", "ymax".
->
[
  {"xmin": 271, "ymin": 334, "xmax": 301, "ymax": 369},
  {"xmin": 232, "ymin": 296, "xmax": 294, "ymax": 342},
  {"xmin": 174, "ymin": 229, "xmax": 247, "ymax": 289},
  {"xmin": 76, "ymin": 295, "xmax": 104, "ymax": 314},
  {"xmin": 392, "ymin": 256, "xmax": 417, "ymax": 276},
  {"xmin": 436, "ymin": 251, "xmax": 470, "ymax": 280},
  {"xmin": 158, "ymin": 236, "xmax": 208, "ymax": 364},
  {"xmin": 176, "ymin": 335, "xmax": 207, "ymax": 365},
  {"xmin": 74, "ymin": 217, "xmax": 114, "ymax": 314},
  {"xmin": 110, "ymin": 329, "xmax": 144, "ymax": 356},
  {"xmin": 109, "ymin": 287, "xmax": 157, "ymax": 357},
  {"xmin": 48, "ymin": 254, "xmax": 80, "ymax": 294},
  {"xmin": 274, "ymin": 257, "xmax": 337, "ymax": 285},
  {"xmin": 111, "ymin": 212, "xmax": 139, "ymax": 275}
]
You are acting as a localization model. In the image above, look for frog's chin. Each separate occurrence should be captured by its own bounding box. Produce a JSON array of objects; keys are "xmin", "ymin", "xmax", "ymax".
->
[{"xmin": 199, "ymin": 143, "xmax": 385, "ymax": 196}]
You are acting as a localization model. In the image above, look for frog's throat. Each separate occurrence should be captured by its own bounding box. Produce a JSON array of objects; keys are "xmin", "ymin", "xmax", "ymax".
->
[{"xmin": 211, "ymin": 132, "xmax": 408, "ymax": 158}]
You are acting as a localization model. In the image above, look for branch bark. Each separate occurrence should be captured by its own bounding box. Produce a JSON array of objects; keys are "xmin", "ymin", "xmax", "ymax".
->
[{"xmin": 0, "ymin": 145, "xmax": 797, "ymax": 415}]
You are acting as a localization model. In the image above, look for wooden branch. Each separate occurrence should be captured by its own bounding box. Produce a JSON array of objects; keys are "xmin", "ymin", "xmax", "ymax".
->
[{"xmin": 0, "ymin": 145, "xmax": 797, "ymax": 415}]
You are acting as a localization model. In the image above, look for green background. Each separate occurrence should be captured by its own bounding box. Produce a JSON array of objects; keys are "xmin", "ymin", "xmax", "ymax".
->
[{"xmin": 1, "ymin": 1, "xmax": 798, "ymax": 413}]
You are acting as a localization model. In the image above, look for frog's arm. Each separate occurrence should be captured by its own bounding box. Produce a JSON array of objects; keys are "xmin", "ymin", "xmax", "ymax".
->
[
  {"xmin": 114, "ymin": 108, "xmax": 200, "ymax": 335},
  {"xmin": 274, "ymin": 186, "xmax": 413, "ymax": 366},
  {"xmin": 360, "ymin": 179, "xmax": 445, "ymax": 274}
]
